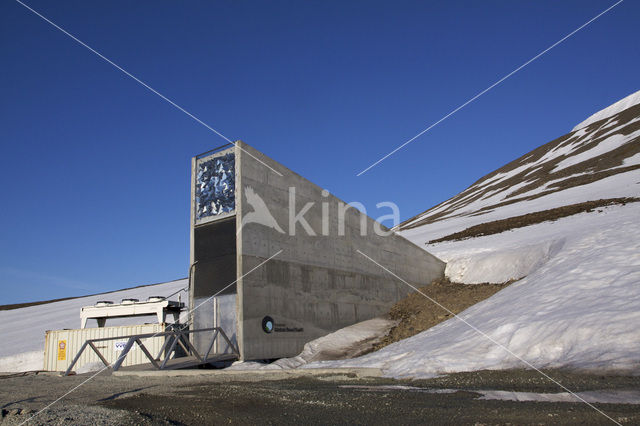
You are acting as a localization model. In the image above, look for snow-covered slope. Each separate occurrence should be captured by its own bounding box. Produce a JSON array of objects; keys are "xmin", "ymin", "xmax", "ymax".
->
[
  {"xmin": 309, "ymin": 92, "xmax": 640, "ymax": 378},
  {"xmin": 398, "ymin": 93, "xmax": 640, "ymax": 244},
  {"xmin": 0, "ymin": 279, "xmax": 188, "ymax": 372},
  {"xmin": 573, "ymin": 89, "xmax": 640, "ymax": 131}
]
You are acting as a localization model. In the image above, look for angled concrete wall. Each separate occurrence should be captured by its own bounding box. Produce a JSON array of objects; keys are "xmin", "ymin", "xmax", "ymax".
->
[{"xmin": 234, "ymin": 141, "xmax": 445, "ymax": 360}]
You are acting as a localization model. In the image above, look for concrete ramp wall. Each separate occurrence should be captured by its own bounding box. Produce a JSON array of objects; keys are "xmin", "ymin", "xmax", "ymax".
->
[{"xmin": 235, "ymin": 142, "xmax": 445, "ymax": 360}]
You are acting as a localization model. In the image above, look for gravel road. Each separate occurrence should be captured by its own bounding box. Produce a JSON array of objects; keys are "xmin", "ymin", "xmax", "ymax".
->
[{"xmin": 1, "ymin": 369, "xmax": 638, "ymax": 425}]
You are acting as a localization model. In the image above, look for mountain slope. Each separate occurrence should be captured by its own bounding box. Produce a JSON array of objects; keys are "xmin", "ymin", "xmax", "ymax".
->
[
  {"xmin": 398, "ymin": 90, "xmax": 640, "ymax": 244},
  {"xmin": 573, "ymin": 89, "xmax": 640, "ymax": 131}
]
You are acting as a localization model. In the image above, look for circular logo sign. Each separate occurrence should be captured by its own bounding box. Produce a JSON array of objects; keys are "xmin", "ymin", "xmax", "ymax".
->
[{"xmin": 262, "ymin": 316, "xmax": 274, "ymax": 334}]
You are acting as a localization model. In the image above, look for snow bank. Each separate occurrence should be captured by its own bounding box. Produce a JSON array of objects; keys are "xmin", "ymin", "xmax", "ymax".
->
[
  {"xmin": 229, "ymin": 317, "xmax": 395, "ymax": 370},
  {"xmin": 0, "ymin": 278, "xmax": 188, "ymax": 372},
  {"xmin": 443, "ymin": 240, "xmax": 565, "ymax": 284},
  {"xmin": 310, "ymin": 204, "xmax": 640, "ymax": 378},
  {"xmin": 76, "ymin": 362, "xmax": 107, "ymax": 374},
  {"xmin": 0, "ymin": 351, "xmax": 43, "ymax": 373}
]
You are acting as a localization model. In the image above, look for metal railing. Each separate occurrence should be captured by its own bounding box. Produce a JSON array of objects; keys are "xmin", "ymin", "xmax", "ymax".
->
[
  {"xmin": 64, "ymin": 327, "xmax": 239, "ymax": 376},
  {"xmin": 195, "ymin": 143, "xmax": 234, "ymax": 159}
]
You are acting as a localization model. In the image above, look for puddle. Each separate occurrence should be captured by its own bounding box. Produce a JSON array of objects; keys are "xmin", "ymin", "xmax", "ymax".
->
[{"xmin": 339, "ymin": 385, "xmax": 640, "ymax": 405}]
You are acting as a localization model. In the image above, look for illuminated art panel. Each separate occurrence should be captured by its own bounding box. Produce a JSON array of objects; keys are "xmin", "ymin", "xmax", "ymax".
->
[{"xmin": 196, "ymin": 153, "xmax": 235, "ymax": 220}]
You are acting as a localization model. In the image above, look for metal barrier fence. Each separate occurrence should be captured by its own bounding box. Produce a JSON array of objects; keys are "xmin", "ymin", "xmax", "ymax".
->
[{"xmin": 64, "ymin": 327, "xmax": 238, "ymax": 376}]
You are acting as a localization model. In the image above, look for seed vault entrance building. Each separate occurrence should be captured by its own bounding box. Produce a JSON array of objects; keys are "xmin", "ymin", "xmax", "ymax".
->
[{"xmin": 190, "ymin": 141, "xmax": 445, "ymax": 360}]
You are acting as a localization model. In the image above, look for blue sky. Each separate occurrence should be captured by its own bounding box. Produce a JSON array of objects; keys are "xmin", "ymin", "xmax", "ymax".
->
[{"xmin": 1, "ymin": 0, "xmax": 638, "ymax": 304}]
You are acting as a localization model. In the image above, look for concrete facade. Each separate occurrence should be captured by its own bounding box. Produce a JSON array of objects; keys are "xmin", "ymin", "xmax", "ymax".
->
[{"xmin": 191, "ymin": 142, "xmax": 445, "ymax": 360}]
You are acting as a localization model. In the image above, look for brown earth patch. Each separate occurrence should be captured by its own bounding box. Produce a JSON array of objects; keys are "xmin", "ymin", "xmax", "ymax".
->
[
  {"xmin": 373, "ymin": 278, "xmax": 513, "ymax": 351},
  {"xmin": 427, "ymin": 197, "xmax": 639, "ymax": 244}
]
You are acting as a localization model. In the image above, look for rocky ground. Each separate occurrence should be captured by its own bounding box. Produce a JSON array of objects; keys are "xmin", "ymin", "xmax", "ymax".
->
[{"xmin": 1, "ymin": 369, "xmax": 638, "ymax": 425}]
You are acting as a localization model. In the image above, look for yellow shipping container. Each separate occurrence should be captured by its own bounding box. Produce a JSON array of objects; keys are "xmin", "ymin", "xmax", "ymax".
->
[{"xmin": 43, "ymin": 323, "xmax": 165, "ymax": 372}]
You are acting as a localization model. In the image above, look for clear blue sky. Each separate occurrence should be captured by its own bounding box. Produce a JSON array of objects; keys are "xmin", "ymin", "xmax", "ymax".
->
[{"xmin": 1, "ymin": 0, "xmax": 638, "ymax": 304}]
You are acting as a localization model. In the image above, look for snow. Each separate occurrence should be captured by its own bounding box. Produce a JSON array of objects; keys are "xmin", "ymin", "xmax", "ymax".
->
[
  {"xmin": 405, "ymin": 154, "xmax": 638, "ymax": 233},
  {"xmin": 402, "ymin": 107, "xmax": 638, "ymax": 231},
  {"xmin": 442, "ymin": 240, "xmax": 565, "ymax": 284},
  {"xmin": 623, "ymin": 152, "xmax": 640, "ymax": 166},
  {"xmin": 0, "ymin": 279, "xmax": 188, "ymax": 372},
  {"xmin": 0, "ymin": 351, "xmax": 43, "ymax": 373},
  {"xmin": 399, "ymin": 168, "xmax": 640, "ymax": 244},
  {"xmin": 339, "ymin": 385, "xmax": 640, "ymax": 404},
  {"xmin": 308, "ymin": 203, "xmax": 640, "ymax": 378},
  {"xmin": 229, "ymin": 317, "xmax": 395, "ymax": 370},
  {"xmin": 477, "ymin": 389, "xmax": 640, "ymax": 404},
  {"xmin": 572, "ymin": 89, "xmax": 640, "ymax": 131},
  {"xmin": 553, "ymin": 126, "xmax": 640, "ymax": 172}
]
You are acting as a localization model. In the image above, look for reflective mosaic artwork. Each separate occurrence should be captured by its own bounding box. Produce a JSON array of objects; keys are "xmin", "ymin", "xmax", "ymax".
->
[{"xmin": 196, "ymin": 153, "xmax": 235, "ymax": 219}]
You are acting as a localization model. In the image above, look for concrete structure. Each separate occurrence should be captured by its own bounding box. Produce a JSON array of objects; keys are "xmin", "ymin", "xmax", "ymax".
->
[{"xmin": 190, "ymin": 141, "xmax": 445, "ymax": 360}]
